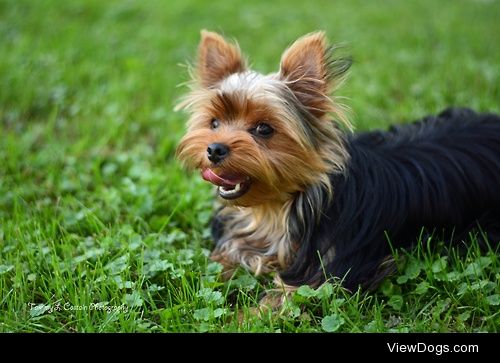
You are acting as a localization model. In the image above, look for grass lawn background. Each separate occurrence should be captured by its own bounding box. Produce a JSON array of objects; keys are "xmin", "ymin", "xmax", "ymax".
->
[{"xmin": 0, "ymin": 0, "xmax": 499, "ymax": 332}]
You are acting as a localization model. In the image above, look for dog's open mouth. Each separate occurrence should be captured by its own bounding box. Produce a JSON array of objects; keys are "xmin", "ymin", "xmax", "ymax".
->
[{"xmin": 201, "ymin": 168, "xmax": 251, "ymax": 200}]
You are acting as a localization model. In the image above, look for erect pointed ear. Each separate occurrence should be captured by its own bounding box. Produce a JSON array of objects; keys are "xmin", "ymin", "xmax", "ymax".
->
[
  {"xmin": 279, "ymin": 32, "xmax": 349, "ymax": 118},
  {"xmin": 197, "ymin": 30, "xmax": 246, "ymax": 88}
]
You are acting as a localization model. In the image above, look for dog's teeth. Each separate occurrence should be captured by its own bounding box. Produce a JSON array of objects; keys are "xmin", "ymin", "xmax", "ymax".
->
[
  {"xmin": 219, "ymin": 186, "xmax": 237, "ymax": 195},
  {"xmin": 218, "ymin": 181, "xmax": 248, "ymax": 198}
]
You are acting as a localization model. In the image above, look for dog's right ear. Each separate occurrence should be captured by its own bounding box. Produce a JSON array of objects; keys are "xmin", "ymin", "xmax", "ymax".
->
[{"xmin": 197, "ymin": 30, "xmax": 246, "ymax": 88}]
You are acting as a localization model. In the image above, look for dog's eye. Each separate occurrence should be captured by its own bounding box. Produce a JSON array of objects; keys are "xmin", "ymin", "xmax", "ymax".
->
[
  {"xmin": 211, "ymin": 118, "xmax": 220, "ymax": 130},
  {"xmin": 252, "ymin": 123, "xmax": 274, "ymax": 138}
]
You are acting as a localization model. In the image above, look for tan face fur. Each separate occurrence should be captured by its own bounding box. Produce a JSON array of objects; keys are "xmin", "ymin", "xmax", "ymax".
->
[{"xmin": 177, "ymin": 30, "xmax": 349, "ymax": 207}]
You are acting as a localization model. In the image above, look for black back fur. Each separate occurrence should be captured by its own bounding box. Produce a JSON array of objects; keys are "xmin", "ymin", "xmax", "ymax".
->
[{"xmin": 213, "ymin": 108, "xmax": 500, "ymax": 291}]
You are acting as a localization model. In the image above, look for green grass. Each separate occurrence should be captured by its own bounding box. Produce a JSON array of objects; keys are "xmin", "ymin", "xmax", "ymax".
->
[{"xmin": 0, "ymin": 0, "xmax": 499, "ymax": 332}]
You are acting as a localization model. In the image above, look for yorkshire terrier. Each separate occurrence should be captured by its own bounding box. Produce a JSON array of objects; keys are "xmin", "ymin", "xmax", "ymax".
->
[{"xmin": 176, "ymin": 30, "xmax": 500, "ymax": 296}]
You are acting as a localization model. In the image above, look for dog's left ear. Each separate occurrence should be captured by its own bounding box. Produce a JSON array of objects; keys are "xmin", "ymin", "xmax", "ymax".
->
[
  {"xmin": 197, "ymin": 30, "xmax": 246, "ymax": 88},
  {"xmin": 280, "ymin": 32, "xmax": 345, "ymax": 118}
]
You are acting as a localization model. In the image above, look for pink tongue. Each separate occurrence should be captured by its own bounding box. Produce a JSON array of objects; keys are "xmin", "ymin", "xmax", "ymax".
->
[{"xmin": 201, "ymin": 168, "xmax": 246, "ymax": 188}]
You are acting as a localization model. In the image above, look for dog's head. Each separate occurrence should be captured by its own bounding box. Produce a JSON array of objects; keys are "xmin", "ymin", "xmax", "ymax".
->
[{"xmin": 176, "ymin": 31, "xmax": 350, "ymax": 206}]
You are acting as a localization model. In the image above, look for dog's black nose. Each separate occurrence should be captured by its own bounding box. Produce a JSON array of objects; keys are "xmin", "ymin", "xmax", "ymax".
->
[{"xmin": 207, "ymin": 143, "xmax": 229, "ymax": 163}]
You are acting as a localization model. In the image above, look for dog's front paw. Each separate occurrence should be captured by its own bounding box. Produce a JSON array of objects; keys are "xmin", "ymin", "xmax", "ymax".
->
[{"xmin": 209, "ymin": 250, "xmax": 238, "ymax": 280}]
